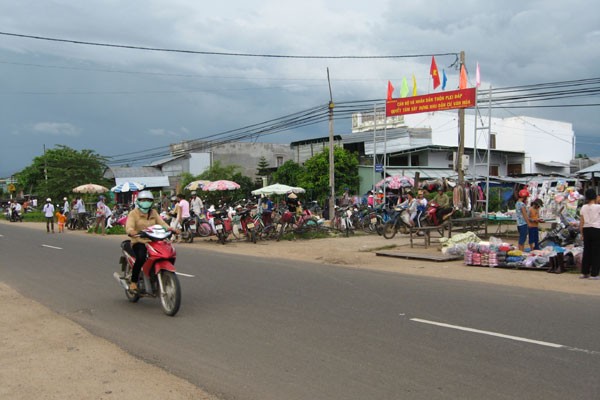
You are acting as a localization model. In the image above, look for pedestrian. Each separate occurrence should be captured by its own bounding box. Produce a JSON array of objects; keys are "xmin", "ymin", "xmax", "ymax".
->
[
  {"xmin": 56, "ymin": 210, "xmax": 67, "ymax": 233},
  {"xmin": 189, "ymin": 191, "xmax": 203, "ymax": 216},
  {"xmin": 579, "ymin": 188, "xmax": 600, "ymax": 279},
  {"xmin": 516, "ymin": 189, "xmax": 531, "ymax": 252},
  {"xmin": 528, "ymin": 199, "xmax": 543, "ymax": 250},
  {"xmin": 42, "ymin": 198, "xmax": 55, "ymax": 233},
  {"xmin": 93, "ymin": 196, "xmax": 108, "ymax": 235},
  {"xmin": 62, "ymin": 197, "xmax": 70, "ymax": 217},
  {"xmin": 75, "ymin": 196, "xmax": 86, "ymax": 229}
]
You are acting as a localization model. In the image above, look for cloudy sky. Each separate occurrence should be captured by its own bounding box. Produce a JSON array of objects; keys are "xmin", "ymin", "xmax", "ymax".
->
[{"xmin": 1, "ymin": 0, "xmax": 598, "ymax": 177}]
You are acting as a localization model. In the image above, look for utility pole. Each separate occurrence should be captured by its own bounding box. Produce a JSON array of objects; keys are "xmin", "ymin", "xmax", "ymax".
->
[
  {"xmin": 457, "ymin": 50, "xmax": 466, "ymax": 184},
  {"xmin": 43, "ymin": 144, "xmax": 48, "ymax": 183},
  {"xmin": 327, "ymin": 68, "xmax": 335, "ymax": 219}
]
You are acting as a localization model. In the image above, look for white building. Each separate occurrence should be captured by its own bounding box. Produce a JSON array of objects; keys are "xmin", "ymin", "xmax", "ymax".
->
[{"xmin": 352, "ymin": 110, "xmax": 574, "ymax": 177}]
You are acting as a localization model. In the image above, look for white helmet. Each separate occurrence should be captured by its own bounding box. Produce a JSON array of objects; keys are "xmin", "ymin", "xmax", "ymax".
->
[
  {"xmin": 137, "ymin": 190, "xmax": 154, "ymax": 201},
  {"xmin": 135, "ymin": 190, "xmax": 154, "ymax": 213}
]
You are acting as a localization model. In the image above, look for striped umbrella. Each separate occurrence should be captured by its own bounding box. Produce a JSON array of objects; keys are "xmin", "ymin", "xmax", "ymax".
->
[
  {"xmin": 111, "ymin": 181, "xmax": 146, "ymax": 193},
  {"xmin": 201, "ymin": 180, "xmax": 240, "ymax": 192}
]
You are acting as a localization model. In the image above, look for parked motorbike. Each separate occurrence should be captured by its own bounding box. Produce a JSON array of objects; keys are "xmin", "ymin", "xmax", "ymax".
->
[
  {"xmin": 235, "ymin": 204, "xmax": 258, "ymax": 243},
  {"xmin": 180, "ymin": 216, "xmax": 196, "ymax": 243},
  {"xmin": 212, "ymin": 208, "xmax": 233, "ymax": 245},
  {"xmin": 539, "ymin": 211, "xmax": 581, "ymax": 248},
  {"xmin": 113, "ymin": 225, "xmax": 181, "ymax": 316}
]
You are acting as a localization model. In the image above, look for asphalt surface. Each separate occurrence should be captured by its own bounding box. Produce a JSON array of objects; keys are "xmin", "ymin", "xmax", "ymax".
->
[{"xmin": 1, "ymin": 222, "xmax": 599, "ymax": 400}]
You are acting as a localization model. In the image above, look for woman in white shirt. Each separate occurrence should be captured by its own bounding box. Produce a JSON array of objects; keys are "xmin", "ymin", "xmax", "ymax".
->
[{"xmin": 579, "ymin": 188, "xmax": 600, "ymax": 279}]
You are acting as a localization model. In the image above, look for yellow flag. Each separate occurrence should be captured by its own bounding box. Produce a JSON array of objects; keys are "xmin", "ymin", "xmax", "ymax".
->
[{"xmin": 412, "ymin": 75, "xmax": 417, "ymax": 96}]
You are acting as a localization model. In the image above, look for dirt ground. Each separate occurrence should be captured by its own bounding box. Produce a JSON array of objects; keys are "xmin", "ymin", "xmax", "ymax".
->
[{"xmin": 1, "ymin": 221, "xmax": 597, "ymax": 399}]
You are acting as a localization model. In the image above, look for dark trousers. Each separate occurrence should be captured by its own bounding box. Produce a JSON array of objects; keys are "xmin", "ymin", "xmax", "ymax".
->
[
  {"xmin": 582, "ymin": 227, "xmax": 600, "ymax": 277},
  {"xmin": 45, "ymin": 217, "xmax": 54, "ymax": 232},
  {"xmin": 131, "ymin": 243, "xmax": 148, "ymax": 283}
]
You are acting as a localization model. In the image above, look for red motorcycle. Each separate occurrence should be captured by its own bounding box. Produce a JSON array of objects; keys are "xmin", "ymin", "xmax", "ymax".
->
[
  {"xmin": 424, "ymin": 201, "xmax": 454, "ymax": 226},
  {"xmin": 113, "ymin": 225, "xmax": 182, "ymax": 316}
]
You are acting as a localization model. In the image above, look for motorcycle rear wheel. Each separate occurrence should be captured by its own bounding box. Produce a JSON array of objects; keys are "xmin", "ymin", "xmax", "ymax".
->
[
  {"xmin": 122, "ymin": 261, "xmax": 140, "ymax": 303},
  {"xmin": 160, "ymin": 270, "xmax": 181, "ymax": 316}
]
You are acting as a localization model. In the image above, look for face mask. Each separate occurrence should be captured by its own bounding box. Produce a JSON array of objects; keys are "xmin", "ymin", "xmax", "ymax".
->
[{"xmin": 138, "ymin": 200, "xmax": 153, "ymax": 211}]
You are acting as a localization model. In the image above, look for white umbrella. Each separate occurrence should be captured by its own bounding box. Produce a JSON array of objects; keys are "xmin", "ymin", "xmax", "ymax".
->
[
  {"xmin": 251, "ymin": 183, "xmax": 305, "ymax": 196},
  {"xmin": 72, "ymin": 183, "xmax": 109, "ymax": 194},
  {"xmin": 111, "ymin": 181, "xmax": 146, "ymax": 193}
]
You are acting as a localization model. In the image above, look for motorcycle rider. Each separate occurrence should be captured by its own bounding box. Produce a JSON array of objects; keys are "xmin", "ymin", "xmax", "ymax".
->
[
  {"xmin": 433, "ymin": 187, "xmax": 452, "ymax": 223},
  {"xmin": 125, "ymin": 191, "xmax": 176, "ymax": 292}
]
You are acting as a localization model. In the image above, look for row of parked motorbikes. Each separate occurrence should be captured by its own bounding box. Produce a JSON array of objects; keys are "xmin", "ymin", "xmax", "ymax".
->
[{"xmin": 145, "ymin": 199, "xmax": 456, "ymax": 245}]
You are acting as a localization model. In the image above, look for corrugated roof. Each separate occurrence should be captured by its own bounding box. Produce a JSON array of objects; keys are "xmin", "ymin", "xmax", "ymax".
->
[
  {"xmin": 575, "ymin": 162, "xmax": 600, "ymax": 174},
  {"xmin": 105, "ymin": 166, "xmax": 164, "ymax": 178}
]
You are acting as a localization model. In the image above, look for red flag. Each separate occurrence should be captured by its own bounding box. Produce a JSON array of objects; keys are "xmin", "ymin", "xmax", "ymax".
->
[
  {"xmin": 387, "ymin": 80, "xmax": 394, "ymax": 100},
  {"xmin": 430, "ymin": 56, "xmax": 441, "ymax": 89},
  {"xmin": 459, "ymin": 64, "xmax": 468, "ymax": 89}
]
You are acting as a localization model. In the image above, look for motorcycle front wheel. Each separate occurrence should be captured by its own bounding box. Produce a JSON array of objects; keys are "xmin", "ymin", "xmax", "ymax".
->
[
  {"xmin": 382, "ymin": 221, "xmax": 397, "ymax": 239},
  {"xmin": 160, "ymin": 270, "xmax": 181, "ymax": 316}
]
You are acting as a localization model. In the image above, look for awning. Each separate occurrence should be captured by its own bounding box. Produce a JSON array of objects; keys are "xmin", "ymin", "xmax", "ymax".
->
[
  {"xmin": 386, "ymin": 168, "xmax": 455, "ymax": 180},
  {"xmin": 115, "ymin": 176, "xmax": 169, "ymax": 188}
]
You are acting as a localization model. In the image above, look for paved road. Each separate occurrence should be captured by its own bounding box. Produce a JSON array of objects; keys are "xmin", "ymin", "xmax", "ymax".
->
[{"xmin": 1, "ymin": 223, "xmax": 598, "ymax": 400}]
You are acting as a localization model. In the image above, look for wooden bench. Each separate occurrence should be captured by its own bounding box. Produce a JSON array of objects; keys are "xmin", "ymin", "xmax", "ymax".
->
[{"xmin": 409, "ymin": 223, "xmax": 448, "ymax": 248}]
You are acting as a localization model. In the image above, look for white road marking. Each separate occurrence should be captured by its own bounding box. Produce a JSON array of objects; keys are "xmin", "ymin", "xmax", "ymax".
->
[
  {"xmin": 410, "ymin": 318, "xmax": 564, "ymax": 348},
  {"xmin": 42, "ymin": 244, "xmax": 63, "ymax": 250},
  {"xmin": 175, "ymin": 272, "xmax": 195, "ymax": 278}
]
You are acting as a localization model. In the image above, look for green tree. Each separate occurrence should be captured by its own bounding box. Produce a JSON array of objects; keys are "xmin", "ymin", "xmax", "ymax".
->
[
  {"xmin": 298, "ymin": 146, "xmax": 359, "ymax": 203},
  {"xmin": 256, "ymin": 156, "xmax": 270, "ymax": 178},
  {"xmin": 271, "ymin": 160, "xmax": 304, "ymax": 187},
  {"xmin": 181, "ymin": 160, "xmax": 257, "ymax": 205},
  {"xmin": 16, "ymin": 145, "xmax": 109, "ymax": 201}
]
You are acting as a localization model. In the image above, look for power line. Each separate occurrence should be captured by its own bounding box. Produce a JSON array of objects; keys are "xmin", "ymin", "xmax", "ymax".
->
[{"xmin": 0, "ymin": 31, "xmax": 459, "ymax": 61}]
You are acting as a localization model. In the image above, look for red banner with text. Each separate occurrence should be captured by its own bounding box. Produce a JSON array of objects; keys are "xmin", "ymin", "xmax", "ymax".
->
[{"xmin": 386, "ymin": 88, "xmax": 476, "ymax": 117}]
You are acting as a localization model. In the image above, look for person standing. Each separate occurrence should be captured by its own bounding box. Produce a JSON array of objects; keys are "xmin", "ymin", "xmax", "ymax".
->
[
  {"xmin": 516, "ymin": 189, "xmax": 531, "ymax": 252},
  {"xmin": 42, "ymin": 198, "xmax": 55, "ymax": 233},
  {"xmin": 56, "ymin": 210, "xmax": 67, "ymax": 233},
  {"xmin": 528, "ymin": 199, "xmax": 543, "ymax": 250},
  {"xmin": 189, "ymin": 191, "xmax": 203, "ymax": 216},
  {"xmin": 176, "ymin": 193, "xmax": 190, "ymax": 241},
  {"xmin": 93, "ymin": 196, "xmax": 108, "ymax": 235},
  {"xmin": 63, "ymin": 197, "xmax": 70, "ymax": 216},
  {"xmin": 75, "ymin": 196, "xmax": 86, "ymax": 229},
  {"xmin": 579, "ymin": 188, "xmax": 600, "ymax": 279}
]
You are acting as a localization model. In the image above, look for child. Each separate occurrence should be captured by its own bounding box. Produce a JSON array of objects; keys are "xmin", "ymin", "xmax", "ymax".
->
[
  {"xmin": 528, "ymin": 199, "xmax": 543, "ymax": 250},
  {"xmin": 56, "ymin": 210, "xmax": 67, "ymax": 233}
]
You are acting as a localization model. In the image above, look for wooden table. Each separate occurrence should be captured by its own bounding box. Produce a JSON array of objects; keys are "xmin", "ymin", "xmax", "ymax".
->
[{"xmin": 448, "ymin": 217, "xmax": 487, "ymax": 237}]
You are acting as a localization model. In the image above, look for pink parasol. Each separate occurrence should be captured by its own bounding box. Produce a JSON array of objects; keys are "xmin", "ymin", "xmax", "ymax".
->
[{"xmin": 201, "ymin": 180, "xmax": 241, "ymax": 192}]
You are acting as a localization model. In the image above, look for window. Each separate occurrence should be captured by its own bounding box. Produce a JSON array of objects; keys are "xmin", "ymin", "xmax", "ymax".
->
[
  {"xmin": 507, "ymin": 163, "xmax": 522, "ymax": 175},
  {"xmin": 276, "ymin": 156, "xmax": 283, "ymax": 167},
  {"xmin": 489, "ymin": 165, "xmax": 499, "ymax": 176}
]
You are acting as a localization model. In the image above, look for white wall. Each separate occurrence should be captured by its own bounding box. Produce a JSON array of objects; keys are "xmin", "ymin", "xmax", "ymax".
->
[
  {"xmin": 403, "ymin": 111, "xmax": 574, "ymax": 174},
  {"xmin": 189, "ymin": 152, "xmax": 211, "ymax": 175}
]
